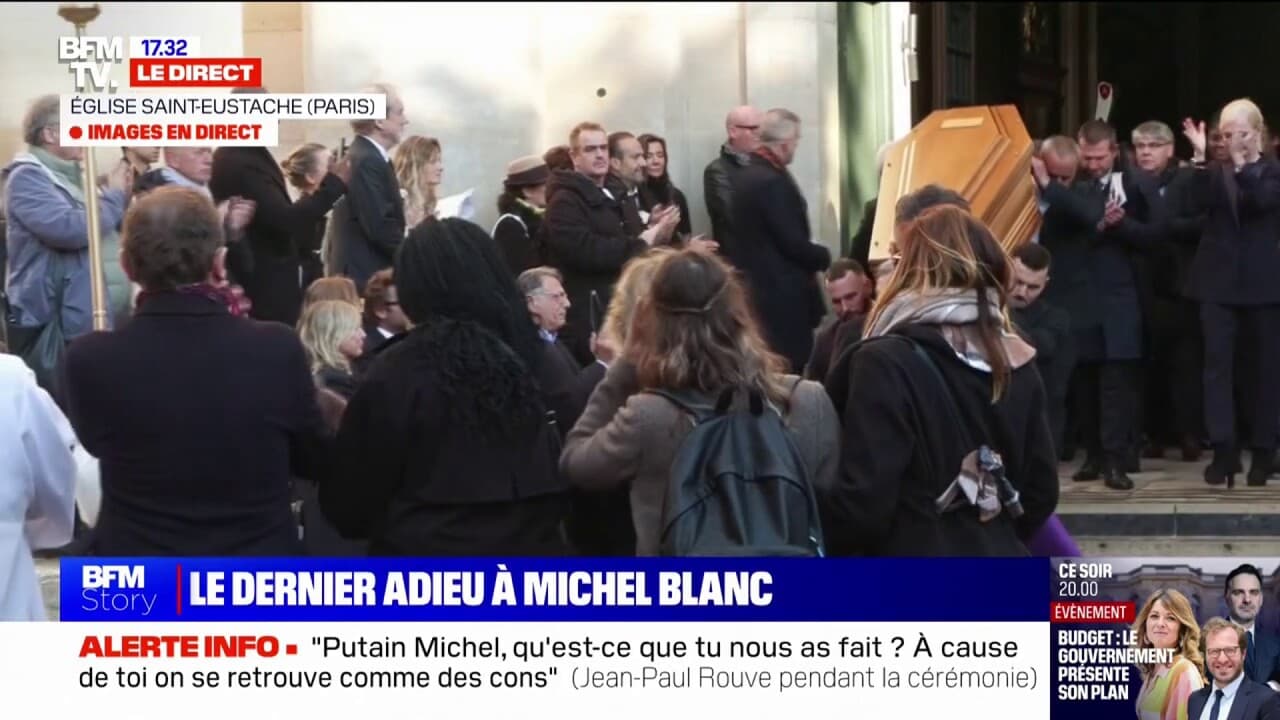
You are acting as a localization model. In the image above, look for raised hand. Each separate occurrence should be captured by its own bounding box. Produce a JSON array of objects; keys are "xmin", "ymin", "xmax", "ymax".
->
[{"xmin": 1182, "ymin": 118, "xmax": 1207, "ymax": 159}]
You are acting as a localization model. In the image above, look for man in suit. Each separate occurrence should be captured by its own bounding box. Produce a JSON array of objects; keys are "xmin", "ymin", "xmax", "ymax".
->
[
  {"xmin": 728, "ymin": 108, "xmax": 832, "ymax": 372},
  {"xmin": 1131, "ymin": 120, "xmax": 1205, "ymax": 462},
  {"xmin": 1225, "ymin": 564, "xmax": 1280, "ymax": 689},
  {"xmin": 518, "ymin": 266, "xmax": 608, "ymax": 434},
  {"xmin": 1037, "ymin": 123, "xmax": 1163, "ymax": 489},
  {"xmin": 1190, "ymin": 616, "xmax": 1280, "ymax": 720},
  {"xmin": 61, "ymin": 187, "xmax": 331, "ymax": 556},
  {"xmin": 210, "ymin": 88, "xmax": 350, "ymax": 326},
  {"xmin": 329, "ymin": 82, "xmax": 409, "ymax": 293},
  {"xmin": 518, "ymin": 265, "xmax": 625, "ymax": 556}
]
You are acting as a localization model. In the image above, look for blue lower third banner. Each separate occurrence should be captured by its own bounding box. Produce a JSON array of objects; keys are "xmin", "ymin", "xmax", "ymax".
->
[
  {"xmin": 61, "ymin": 557, "xmax": 1049, "ymax": 622},
  {"xmin": 11, "ymin": 556, "xmax": 1216, "ymax": 718}
]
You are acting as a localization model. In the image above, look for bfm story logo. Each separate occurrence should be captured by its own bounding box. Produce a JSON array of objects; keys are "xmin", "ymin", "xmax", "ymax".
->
[{"xmin": 81, "ymin": 565, "xmax": 157, "ymax": 616}]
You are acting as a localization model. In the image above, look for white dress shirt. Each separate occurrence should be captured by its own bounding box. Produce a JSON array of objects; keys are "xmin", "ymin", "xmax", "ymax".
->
[{"xmin": 1199, "ymin": 672, "xmax": 1244, "ymax": 720}]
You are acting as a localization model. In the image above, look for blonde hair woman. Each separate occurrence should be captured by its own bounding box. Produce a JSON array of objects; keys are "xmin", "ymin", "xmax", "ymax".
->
[
  {"xmin": 303, "ymin": 276, "xmax": 361, "ymax": 311},
  {"xmin": 602, "ymin": 246, "xmax": 679, "ymax": 350},
  {"xmin": 1132, "ymin": 588, "xmax": 1205, "ymax": 720},
  {"xmin": 1182, "ymin": 98, "xmax": 1280, "ymax": 487},
  {"xmin": 393, "ymin": 135, "xmax": 444, "ymax": 229},
  {"xmin": 297, "ymin": 299, "xmax": 365, "ymax": 399}
]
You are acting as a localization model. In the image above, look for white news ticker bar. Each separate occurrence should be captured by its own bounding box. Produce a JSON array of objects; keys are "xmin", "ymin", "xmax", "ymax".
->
[
  {"xmin": 57, "ymin": 116, "xmax": 279, "ymax": 148},
  {"xmin": 60, "ymin": 94, "xmax": 387, "ymax": 120},
  {"xmin": 0, "ymin": 621, "xmax": 1051, "ymax": 719},
  {"xmin": 128, "ymin": 37, "xmax": 202, "ymax": 59}
]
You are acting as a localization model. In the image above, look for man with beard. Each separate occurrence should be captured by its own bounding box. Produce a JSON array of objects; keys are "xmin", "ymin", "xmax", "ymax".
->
[
  {"xmin": 1009, "ymin": 243, "xmax": 1073, "ymax": 454},
  {"xmin": 1189, "ymin": 616, "xmax": 1280, "ymax": 720}
]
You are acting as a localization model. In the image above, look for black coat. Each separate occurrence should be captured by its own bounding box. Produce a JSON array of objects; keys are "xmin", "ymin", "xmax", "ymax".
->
[
  {"xmin": 493, "ymin": 202, "xmax": 544, "ymax": 276},
  {"xmin": 1186, "ymin": 158, "xmax": 1280, "ymax": 306},
  {"xmin": 1147, "ymin": 164, "xmax": 1204, "ymax": 301},
  {"xmin": 639, "ymin": 179, "xmax": 693, "ymax": 238},
  {"xmin": 299, "ymin": 211, "xmax": 327, "ymax": 292},
  {"xmin": 1039, "ymin": 171, "xmax": 1161, "ymax": 362},
  {"xmin": 728, "ymin": 154, "xmax": 831, "ymax": 372},
  {"xmin": 537, "ymin": 338, "xmax": 606, "ymax": 437},
  {"xmin": 328, "ymin": 135, "xmax": 406, "ymax": 293},
  {"xmin": 210, "ymin": 146, "xmax": 346, "ymax": 327},
  {"xmin": 1012, "ymin": 299, "xmax": 1074, "ymax": 448},
  {"xmin": 535, "ymin": 338, "xmax": 631, "ymax": 556},
  {"xmin": 61, "ymin": 291, "xmax": 330, "ymax": 556},
  {"xmin": 822, "ymin": 324, "xmax": 1059, "ymax": 556},
  {"xmin": 538, "ymin": 170, "xmax": 647, "ymax": 365},
  {"xmin": 703, "ymin": 144, "xmax": 751, "ymax": 253},
  {"xmin": 319, "ymin": 330, "xmax": 571, "ymax": 556},
  {"xmin": 847, "ymin": 198, "xmax": 877, "ymax": 267}
]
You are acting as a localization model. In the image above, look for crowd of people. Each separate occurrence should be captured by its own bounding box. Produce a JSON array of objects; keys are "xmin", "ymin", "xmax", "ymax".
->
[{"xmin": 2, "ymin": 83, "xmax": 1276, "ymax": 616}]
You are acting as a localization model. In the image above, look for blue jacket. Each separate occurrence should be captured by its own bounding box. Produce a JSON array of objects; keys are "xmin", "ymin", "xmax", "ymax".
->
[{"xmin": 3, "ymin": 153, "xmax": 127, "ymax": 339}]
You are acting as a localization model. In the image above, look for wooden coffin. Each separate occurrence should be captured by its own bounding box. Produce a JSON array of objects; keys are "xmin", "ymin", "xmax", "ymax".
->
[{"xmin": 869, "ymin": 105, "xmax": 1040, "ymax": 260}]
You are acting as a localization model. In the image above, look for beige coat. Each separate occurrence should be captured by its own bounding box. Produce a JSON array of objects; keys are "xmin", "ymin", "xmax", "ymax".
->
[{"xmin": 560, "ymin": 360, "xmax": 840, "ymax": 556}]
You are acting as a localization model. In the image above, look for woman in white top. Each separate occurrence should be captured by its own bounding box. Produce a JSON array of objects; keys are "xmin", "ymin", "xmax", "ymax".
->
[{"xmin": 0, "ymin": 354, "xmax": 77, "ymax": 620}]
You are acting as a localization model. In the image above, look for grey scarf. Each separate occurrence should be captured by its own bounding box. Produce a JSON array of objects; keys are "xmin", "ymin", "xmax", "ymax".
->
[{"xmin": 865, "ymin": 288, "xmax": 1001, "ymax": 338}]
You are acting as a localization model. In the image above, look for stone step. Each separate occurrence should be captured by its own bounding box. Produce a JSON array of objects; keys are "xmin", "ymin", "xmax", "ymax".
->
[
  {"xmin": 1056, "ymin": 456, "xmax": 1280, "ymax": 538},
  {"xmin": 1074, "ymin": 536, "xmax": 1280, "ymax": 556}
]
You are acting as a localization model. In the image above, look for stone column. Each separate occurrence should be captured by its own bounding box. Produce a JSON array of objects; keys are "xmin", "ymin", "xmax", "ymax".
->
[{"xmin": 242, "ymin": 2, "xmax": 305, "ymax": 158}]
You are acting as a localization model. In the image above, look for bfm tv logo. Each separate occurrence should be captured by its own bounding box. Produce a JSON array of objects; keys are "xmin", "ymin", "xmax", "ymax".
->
[{"xmin": 81, "ymin": 565, "xmax": 157, "ymax": 616}]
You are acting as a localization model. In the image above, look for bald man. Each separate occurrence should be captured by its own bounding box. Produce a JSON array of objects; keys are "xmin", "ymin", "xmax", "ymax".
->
[{"xmin": 704, "ymin": 105, "xmax": 763, "ymax": 256}]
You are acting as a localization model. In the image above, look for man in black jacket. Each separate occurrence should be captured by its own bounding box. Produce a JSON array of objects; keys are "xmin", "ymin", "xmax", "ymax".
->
[
  {"xmin": 328, "ymin": 82, "xmax": 408, "ymax": 294},
  {"xmin": 1009, "ymin": 243, "xmax": 1073, "ymax": 453},
  {"xmin": 62, "ymin": 187, "xmax": 330, "ymax": 556},
  {"xmin": 1132, "ymin": 120, "xmax": 1204, "ymax": 461},
  {"xmin": 539, "ymin": 122, "xmax": 677, "ymax": 365},
  {"xmin": 704, "ymin": 105, "xmax": 762, "ymax": 256},
  {"xmin": 729, "ymin": 108, "xmax": 832, "ymax": 372}
]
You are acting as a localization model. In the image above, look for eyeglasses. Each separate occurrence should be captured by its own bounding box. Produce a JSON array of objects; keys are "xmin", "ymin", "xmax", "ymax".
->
[{"xmin": 1207, "ymin": 647, "xmax": 1242, "ymax": 658}]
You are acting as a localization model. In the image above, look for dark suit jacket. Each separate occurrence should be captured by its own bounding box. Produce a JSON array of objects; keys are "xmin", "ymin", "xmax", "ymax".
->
[
  {"xmin": 1186, "ymin": 158, "xmax": 1280, "ymax": 306},
  {"xmin": 537, "ymin": 337, "xmax": 606, "ymax": 437},
  {"xmin": 61, "ymin": 291, "xmax": 330, "ymax": 556},
  {"xmin": 728, "ymin": 154, "xmax": 831, "ymax": 372},
  {"xmin": 329, "ymin": 135, "xmax": 406, "ymax": 293},
  {"xmin": 210, "ymin": 146, "xmax": 346, "ymax": 326},
  {"xmin": 1187, "ymin": 677, "xmax": 1280, "ymax": 720},
  {"xmin": 1039, "ymin": 170, "xmax": 1161, "ymax": 362},
  {"xmin": 1246, "ymin": 628, "xmax": 1280, "ymax": 687}
]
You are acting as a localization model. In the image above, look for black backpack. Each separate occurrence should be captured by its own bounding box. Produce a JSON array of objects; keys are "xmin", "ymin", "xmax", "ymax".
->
[{"xmin": 646, "ymin": 384, "xmax": 825, "ymax": 557}]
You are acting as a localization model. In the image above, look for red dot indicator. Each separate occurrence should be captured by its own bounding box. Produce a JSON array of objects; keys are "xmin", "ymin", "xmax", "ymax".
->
[
  {"xmin": 69, "ymin": 126, "xmax": 83, "ymax": 139},
  {"xmin": 286, "ymin": 644, "xmax": 297, "ymax": 655}
]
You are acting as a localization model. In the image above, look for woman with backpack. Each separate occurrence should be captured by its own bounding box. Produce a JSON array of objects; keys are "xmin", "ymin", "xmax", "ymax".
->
[
  {"xmin": 822, "ymin": 204, "xmax": 1059, "ymax": 556},
  {"xmin": 560, "ymin": 248, "xmax": 839, "ymax": 556}
]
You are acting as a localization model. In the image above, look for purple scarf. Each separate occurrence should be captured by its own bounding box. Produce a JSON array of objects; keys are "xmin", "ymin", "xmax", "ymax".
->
[{"xmin": 135, "ymin": 283, "xmax": 252, "ymax": 317}]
